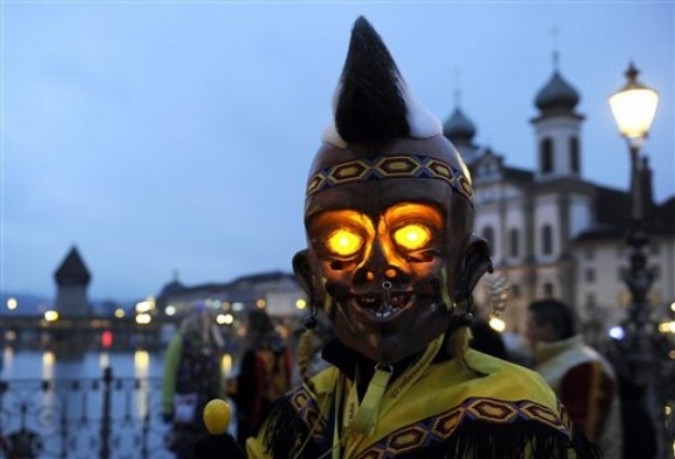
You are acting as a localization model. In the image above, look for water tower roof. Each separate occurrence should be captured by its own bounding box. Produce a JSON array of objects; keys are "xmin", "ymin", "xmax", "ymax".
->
[{"xmin": 54, "ymin": 246, "xmax": 91, "ymax": 286}]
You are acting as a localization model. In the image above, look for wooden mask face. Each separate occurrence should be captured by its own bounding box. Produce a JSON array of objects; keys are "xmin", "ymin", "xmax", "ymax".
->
[{"xmin": 294, "ymin": 137, "xmax": 486, "ymax": 364}]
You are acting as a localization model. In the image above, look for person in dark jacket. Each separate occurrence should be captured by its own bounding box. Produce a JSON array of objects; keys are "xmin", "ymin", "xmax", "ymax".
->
[
  {"xmin": 617, "ymin": 375, "xmax": 657, "ymax": 459},
  {"xmin": 232, "ymin": 310, "xmax": 292, "ymax": 448}
]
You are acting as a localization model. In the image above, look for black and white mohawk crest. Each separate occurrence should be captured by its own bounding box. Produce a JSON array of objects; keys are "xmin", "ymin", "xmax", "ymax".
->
[{"xmin": 322, "ymin": 16, "xmax": 442, "ymax": 148}]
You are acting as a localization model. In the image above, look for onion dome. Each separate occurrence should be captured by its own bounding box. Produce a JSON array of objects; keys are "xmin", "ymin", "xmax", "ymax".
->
[
  {"xmin": 535, "ymin": 70, "xmax": 580, "ymax": 113},
  {"xmin": 443, "ymin": 107, "xmax": 476, "ymax": 144}
]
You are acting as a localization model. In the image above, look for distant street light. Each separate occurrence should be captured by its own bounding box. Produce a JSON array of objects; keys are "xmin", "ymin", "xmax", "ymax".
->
[
  {"xmin": 7, "ymin": 297, "xmax": 18, "ymax": 311},
  {"xmin": 608, "ymin": 62, "xmax": 672, "ymax": 457},
  {"xmin": 44, "ymin": 310, "xmax": 59, "ymax": 322},
  {"xmin": 295, "ymin": 298, "xmax": 307, "ymax": 310}
]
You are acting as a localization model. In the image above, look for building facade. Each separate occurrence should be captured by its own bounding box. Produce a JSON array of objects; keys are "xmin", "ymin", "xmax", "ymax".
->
[
  {"xmin": 155, "ymin": 271, "xmax": 308, "ymax": 332},
  {"xmin": 444, "ymin": 60, "xmax": 675, "ymax": 336}
]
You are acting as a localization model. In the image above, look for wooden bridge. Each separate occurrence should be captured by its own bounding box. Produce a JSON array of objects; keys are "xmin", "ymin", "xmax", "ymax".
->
[{"xmin": 1, "ymin": 314, "xmax": 181, "ymax": 352}]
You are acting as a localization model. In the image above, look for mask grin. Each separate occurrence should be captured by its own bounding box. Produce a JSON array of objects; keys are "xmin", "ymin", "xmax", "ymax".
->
[
  {"xmin": 331, "ymin": 278, "xmax": 440, "ymax": 324},
  {"xmin": 345, "ymin": 289, "xmax": 416, "ymax": 323},
  {"xmin": 357, "ymin": 286, "xmax": 413, "ymax": 319}
]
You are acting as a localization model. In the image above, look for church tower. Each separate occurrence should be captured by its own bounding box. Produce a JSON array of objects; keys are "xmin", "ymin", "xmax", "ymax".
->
[
  {"xmin": 443, "ymin": 94, "xmax": 479, "ymax": 164},
  {"xmin": 529, "ymin": 53, "xmax": 592, "ymax": 308},
  {"xmin": 531, "ymin": 53, "xmax": 584, "ymax": 180},
  {"xmin": 54, "ymin": 246, "xmax": 92, "ymax": 316},
  {"xmin": 443, "ymin": 106, "xmax": 479, "ymax": 163}
]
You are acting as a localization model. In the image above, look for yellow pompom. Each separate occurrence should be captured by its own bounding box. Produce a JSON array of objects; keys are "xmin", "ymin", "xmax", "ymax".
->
[{"xmin": 203, "ymin": 399, "xmax": 231, "ymax": 435}]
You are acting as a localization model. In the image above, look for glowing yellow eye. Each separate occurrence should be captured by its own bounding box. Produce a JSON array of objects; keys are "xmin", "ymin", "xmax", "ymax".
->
[
  {"xmin": 326, "ymin": 229, "xmax": 363, "ymax": 256},
  {"xmin": 394, "ymin": 224, "xmax": 431, "ymax": 250}
]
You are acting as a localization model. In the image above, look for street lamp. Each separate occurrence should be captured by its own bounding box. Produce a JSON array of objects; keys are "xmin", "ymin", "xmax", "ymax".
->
[
  {"xmin": 609, "ymin": 62, "xmax": 659, "ymax": 224},
  {"xmin": 608, "ymin": 62, "xmax": 659, "ymax": 373},
  {"xmin": 608, "ymin": 62, "xmax": 670, "ymax": 457}
]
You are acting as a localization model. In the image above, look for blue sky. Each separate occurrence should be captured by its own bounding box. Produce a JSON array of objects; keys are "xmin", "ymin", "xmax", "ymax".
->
[{"xmin": 2, "ymin": 2, "xmax": 673, "ymax": 302}]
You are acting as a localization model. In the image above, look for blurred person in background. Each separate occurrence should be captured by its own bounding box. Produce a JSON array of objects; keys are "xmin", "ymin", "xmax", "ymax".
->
[
  {"xmin": 231, "ymin": 309, "xmax": 293, "ymax": 448},
  {"xmin": 161, "ymin": 304, "xmax": 224, "ymax": 459},
  {"xmin": 526, "ymin": 298, "xmax": 622, "ymax": 458}
]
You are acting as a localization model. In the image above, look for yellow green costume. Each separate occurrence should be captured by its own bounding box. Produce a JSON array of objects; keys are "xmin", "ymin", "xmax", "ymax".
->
[{"xmin": 246, "ymin": 333, "xmax": 598, "ymax": 458}]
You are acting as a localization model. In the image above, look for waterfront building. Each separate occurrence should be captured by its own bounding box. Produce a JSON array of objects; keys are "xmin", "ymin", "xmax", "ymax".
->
[{"xmin": 155, "ymin": 270, "xmax": 307, "ymax": 334}]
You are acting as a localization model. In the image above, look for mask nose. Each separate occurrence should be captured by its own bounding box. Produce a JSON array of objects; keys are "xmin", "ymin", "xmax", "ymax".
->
[{"xmin": 353, "ymin": 239, "xmax": 409, "ymax": 286}]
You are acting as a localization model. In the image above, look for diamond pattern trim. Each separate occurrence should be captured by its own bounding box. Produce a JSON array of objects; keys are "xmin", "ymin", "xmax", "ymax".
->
[
  {"xmin": 306, "ymin": 155, "xmax": 472, "ymax": 202},
  {"xmin": 355, "ymin": 397, "xmax": 571, "ymax": 458},
  {"xmin": 289, "ymin": 385, "xmax": 327, "ymax": 445}
]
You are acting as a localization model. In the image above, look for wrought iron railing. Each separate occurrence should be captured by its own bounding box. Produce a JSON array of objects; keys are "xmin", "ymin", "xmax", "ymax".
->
[{"xmin": 0, "ymin": 367, "xmax": 173, "ymax": 459}]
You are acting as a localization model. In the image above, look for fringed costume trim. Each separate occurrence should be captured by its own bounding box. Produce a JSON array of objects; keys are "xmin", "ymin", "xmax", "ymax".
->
[{"xmin": 260, "ymin": 387, "xmax": 601, "ymax": 459}]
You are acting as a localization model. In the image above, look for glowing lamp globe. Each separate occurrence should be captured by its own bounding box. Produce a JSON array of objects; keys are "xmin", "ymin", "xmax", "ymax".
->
[{"xmin": 609, "ymin": 62, "xmax": 659, "ymax": 142}]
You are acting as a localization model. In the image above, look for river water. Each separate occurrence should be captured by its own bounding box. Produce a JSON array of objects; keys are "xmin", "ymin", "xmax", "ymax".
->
[
  {"xmin": 1, "ymin": 347, "xmax": 166, "ymax": 381},
  {"xmin": 0, "ymin": 347, "xmax": 238, "ymax": 459}
]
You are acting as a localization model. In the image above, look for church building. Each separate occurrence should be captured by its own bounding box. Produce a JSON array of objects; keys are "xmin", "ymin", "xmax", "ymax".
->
[{"xmin": 443, "ymin": 58, "xmax": 675, "ymax": 336}]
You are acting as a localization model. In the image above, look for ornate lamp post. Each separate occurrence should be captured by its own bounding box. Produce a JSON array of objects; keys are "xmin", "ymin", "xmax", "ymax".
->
[
  {"xmin": 608, "ymin": 62, "xmax": 659, "ymax": 379},
  {"xmin": 608, "ymin": 62, "xmax": 670, "ymax": 456}
]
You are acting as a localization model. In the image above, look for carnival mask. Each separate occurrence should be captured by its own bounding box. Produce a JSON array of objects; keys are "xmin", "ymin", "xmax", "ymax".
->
[{"xmin": 293, "ymin": 17, "xmax": 491, "ymax": 365}]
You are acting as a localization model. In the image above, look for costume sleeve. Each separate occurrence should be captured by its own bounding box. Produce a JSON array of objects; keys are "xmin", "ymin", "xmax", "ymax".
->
[
  {"xmin": 245, "ymin": 434, "xmax": 272, "ymax": 459},
  {"xmin": 559, "ymin": 361, "xmax": 614, "ymax": 441},
  {"xmin": 161, "ymin": 334, "xmax": 183, "ymax": 415}
]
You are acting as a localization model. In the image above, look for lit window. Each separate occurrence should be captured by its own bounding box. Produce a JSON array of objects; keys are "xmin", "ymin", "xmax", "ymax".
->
[
  {"xmin": 541, "ymin": 225, "xmax": 553, "ymax": 255},
  {"xmin": 509, "ymin": 228, "xmax": 519, "ymax": 258},
  {"xmin": 540, "ymin": 138, "xmax": 554, "ymax": 173},
  {"xmin": 543, "ymin": 282, "xmax": 554, "ymax": 298},
  {"xmin": 585, "ymin": 268, "xmax": 595, "ymax": 283},
  {"xmin": 482, "ymin": 226, "xmax": 495, "ymax": 256},
  {"xmin": 569, "ymin": 137, "xmax": 580, "ymax": 173}
]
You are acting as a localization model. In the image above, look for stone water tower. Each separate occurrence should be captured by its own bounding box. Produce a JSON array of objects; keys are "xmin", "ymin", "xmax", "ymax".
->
[{"xmin": 54, "ymin": 246, "xmax": 92, "ymax": 316}]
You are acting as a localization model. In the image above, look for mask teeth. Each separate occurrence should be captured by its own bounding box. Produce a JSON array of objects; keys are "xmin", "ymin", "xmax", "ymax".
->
[
  {"xmin": 375, "ymin": 292, "xmax": 394, "ymax": 317},
  {"xmin": 383, "ymin": 288, "xmax": 391, "ymax": 306},
  {"xmin": 375, "ymin": 304, "xmax": 394, "ymax": 318}
]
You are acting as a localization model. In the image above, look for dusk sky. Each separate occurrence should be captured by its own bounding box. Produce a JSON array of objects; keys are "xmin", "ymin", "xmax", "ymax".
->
[{"xmin": 2, "ymin": 2, "xmax": 673, "ymax": 303}]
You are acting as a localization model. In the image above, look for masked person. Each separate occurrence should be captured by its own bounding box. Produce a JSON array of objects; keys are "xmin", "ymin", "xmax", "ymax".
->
[
  {"xmin": 232, "ymin": 310, "xmax": 293, "ymax": 448},
  {"xmin": 162, "ymin": 306, "xmax": 224, "ymax": 459},
  {"xmin": 194, "ymin": 17, "xmax": 599, "ymax": 459}
]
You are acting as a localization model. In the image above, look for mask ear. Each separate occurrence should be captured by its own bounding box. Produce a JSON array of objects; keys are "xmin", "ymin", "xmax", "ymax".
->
[
  {"xmin": 292, "ymin": 249, "xmax": 316, "ymax": 299},
  {"xmin": 453, "ymin": 234, "xmax": 493, "ymax": 303}
]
